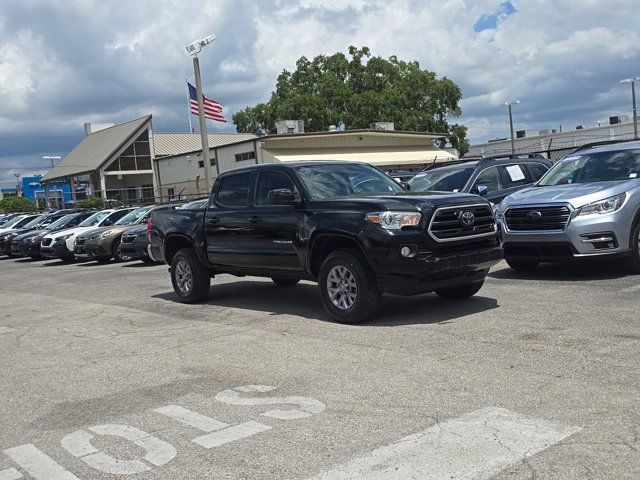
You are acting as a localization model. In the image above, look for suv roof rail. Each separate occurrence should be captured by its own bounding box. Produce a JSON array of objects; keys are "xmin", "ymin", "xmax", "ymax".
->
[{"xmin": 571, "ymin": 138, "xmax": 640, "ymax": 153}]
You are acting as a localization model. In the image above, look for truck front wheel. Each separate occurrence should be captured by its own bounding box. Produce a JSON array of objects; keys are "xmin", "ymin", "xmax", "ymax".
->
[
  {"xmin": 319, "ymin": 250, "xmax": 380, "ymax": 324},
  {"xmin": 435, "ymin": 279, "xmax": 485, "ymax": 299},
  {"xmin": 171, "ymin": 248, "xmax": 211, "ymax": 303}
]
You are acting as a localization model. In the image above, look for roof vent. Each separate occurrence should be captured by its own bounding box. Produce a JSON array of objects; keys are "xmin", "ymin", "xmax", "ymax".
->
[
  {"xmin": 276, "ymin": 120, "xmax": 304, "ymax": 135},
  {"xmin": 370, "ymin": 122, "xmax": 394, "ymax": 131},
  {"xmin": 84, "ymin": 123, "xmax": 114, "ymax": 135}
]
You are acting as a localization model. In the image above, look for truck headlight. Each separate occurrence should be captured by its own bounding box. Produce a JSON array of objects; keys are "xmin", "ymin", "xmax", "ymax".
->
[
  {"xmin": 366, "ymin": 211, "xmax": 421, "ymax": 230},
  {"xmin": 577, "ymin": 193, "xmax": 625, "ymax": 216}
]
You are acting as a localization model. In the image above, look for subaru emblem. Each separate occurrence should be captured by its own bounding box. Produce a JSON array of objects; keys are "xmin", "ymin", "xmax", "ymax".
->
[
  {"xmin": 460, "ymin": 211, "xmax": 475, "ymax": 226},
  {"xmin": 527, "ymin": 210, "xmax": 543, "ymax": 220}
]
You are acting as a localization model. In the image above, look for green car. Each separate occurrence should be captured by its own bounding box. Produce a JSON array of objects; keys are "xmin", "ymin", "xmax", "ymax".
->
[{"xmin": 78, "ymin": 205, "xmax": 175, "ymax": 262}]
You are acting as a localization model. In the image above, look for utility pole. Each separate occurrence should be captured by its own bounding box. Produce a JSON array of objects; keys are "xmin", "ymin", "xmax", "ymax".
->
[
  {"xmin": 620, "ymin": 77, "xmax": 639, "ymax": 140},
  {"xmin": 186, "ymin": 34, "xmax": 216, "ymax": 194},
  {"xmin": 504, "ymin": 101, "xmax": 520, "ymax": 155}
]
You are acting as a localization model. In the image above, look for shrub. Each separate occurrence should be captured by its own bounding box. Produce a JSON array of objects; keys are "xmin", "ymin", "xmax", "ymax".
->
[{"xmin": 0, "ymin": 196, "xmax": 38, "ymax": 213}]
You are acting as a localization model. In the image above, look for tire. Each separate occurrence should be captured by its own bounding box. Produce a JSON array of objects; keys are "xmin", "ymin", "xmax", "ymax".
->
[
  {"xmin": 627, "ymin": 220, "xmax": 640, "ymax": 274},
  {"xmin": 112, "ymin": 239, "xmax": 131, "ymax": 263},
  {"xmin": 318, "ymin": 249, "xmax": 381, "ymax": 324},
  {"xmin": 170, "ymin": 248, "xmax": 211, "ymax": 303},
  {"xmin": 506, "ymin": 259, "xmax": 539, "ymax": 272},
  {"xmin": 435, "ymin": 279, "xmax": 485, "ymax": 299},
  {"xmin": 271, "ymin": 277, "xmax": 300, "ymax": 287}
]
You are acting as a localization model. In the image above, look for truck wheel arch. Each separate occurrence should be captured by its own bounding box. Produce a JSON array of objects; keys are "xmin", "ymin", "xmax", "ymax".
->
[
  {"xmin": 308, "ymin": 233, "xmax": 371, "ymax": 277},
  {"xmin": 164, "ymin": 235, "xmax": 195, "ymax": 265}
]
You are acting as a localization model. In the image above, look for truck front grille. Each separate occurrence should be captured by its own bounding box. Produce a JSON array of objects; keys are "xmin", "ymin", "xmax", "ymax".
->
[
  {"xmin": 428, "ymin": 204, "xmax": 496, "ymax": 242},
  {"xmin": 505, "ymin": 206, "xmax": 571, "ymax": 231}
]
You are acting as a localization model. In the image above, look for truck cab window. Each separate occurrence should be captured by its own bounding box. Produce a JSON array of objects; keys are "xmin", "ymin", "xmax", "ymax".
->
[
  {"xmin": 217, "ymin": 173, "xmax": 251, "ymax": 207},
  {"xmin": 256, "ymin": 171, "xmax": 296, "ymax": 205}
]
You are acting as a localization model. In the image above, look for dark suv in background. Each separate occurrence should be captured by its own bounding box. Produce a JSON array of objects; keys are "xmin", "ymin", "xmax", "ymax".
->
[{"xmin": 408, "ymin": 155, "xmax": 552, "ymax": 204}]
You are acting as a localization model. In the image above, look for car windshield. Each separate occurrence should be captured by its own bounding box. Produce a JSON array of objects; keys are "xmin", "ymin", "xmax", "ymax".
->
[
  {"xmin": 21, "ymin": 215, "xmax": 48, "ymax": 229},
  {"xmin": 0, "ymin": 216, "xmax": 25, "ymax": 229},
  {"xmin": 47, "ymin": 214, "xmax": 75, "ymax": 230},
  {"xmin": 115, "ymin": 206, "xmax": 153, "ymax": 225},
  {"xmin": 295, "ymin": 163, "xmax": 405, "ymax": 200},
  {"xmin": 79, "ymin": 211, "xmax": 111, "ymax": 227},
  {"xmin": 408, "ymin": 166, "xmax": 475, "ymax": 192},
  {"xmin": 539, "ymin": 149, "xmax": 640, "ymax": 186}
]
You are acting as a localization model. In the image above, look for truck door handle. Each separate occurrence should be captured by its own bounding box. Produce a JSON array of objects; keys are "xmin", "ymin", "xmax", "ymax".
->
[{"xmin": 249, "ymin": 216, "xmax": 261, "ymax": 224}]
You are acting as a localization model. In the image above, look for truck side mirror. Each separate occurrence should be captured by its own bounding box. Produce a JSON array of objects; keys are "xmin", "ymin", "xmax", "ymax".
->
[
  {"xmin": 267, "ymin": 188, "xmax": 299, "ymax": 205},
  {"xmin": 471, "ymin": 185, "xmax": 488, "ymax": 197}
]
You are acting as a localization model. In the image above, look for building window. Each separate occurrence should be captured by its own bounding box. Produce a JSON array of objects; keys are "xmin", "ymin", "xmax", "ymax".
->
[
  {"xmin": 167, "ymin": 187, "xmax": 175, "ymax": 198},
  {"xmin": 198, "ymin": 158, "xmax": 216, "ymax": 168},
  {"xmin": 142, "ymin": 184, "xmax": 155, "ymax": 200},
  {"xmin": 235, "ymin": 151, "xmax": 256, "ymax": 162}
]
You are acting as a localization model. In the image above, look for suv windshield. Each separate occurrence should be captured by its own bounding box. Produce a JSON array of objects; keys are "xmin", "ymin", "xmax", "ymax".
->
[
  {"xmin": 295, "ymin": 163, "xmax": 404, "ymax": 200},
  {"xmin": 408, "ymin": 166, "xmax": 475, "ymax": 192},
  {"xmin": 21, "ymin": 215, "xmax": 48, "ymax": 229},
  {"xmin": 47, "ymin": 214, "xmax": 75, "ymax": 230},
  {"xmin": 115, "ymin": 206, "xmax": 153, "ymax": 225},
  {"xmin": 539, "ymin": 149, "xmax": 640, "ymax": 186},
  {"xmin": 79, "ymin": 211, "xmax": 111, "ymax": 227}
]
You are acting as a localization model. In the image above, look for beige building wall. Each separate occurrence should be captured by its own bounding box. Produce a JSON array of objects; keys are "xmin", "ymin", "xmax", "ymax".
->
[{"xmin": 216, "ymin": 141, "xmax": 258, "ymax": 173}]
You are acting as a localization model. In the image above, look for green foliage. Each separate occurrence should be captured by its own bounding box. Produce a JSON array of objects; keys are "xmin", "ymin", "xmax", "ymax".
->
[
  {"xmin": 78, "ymin": 197, "xmax": 105, "ymax": 209},
  {"xmin": 0, "ymin": 196, "xmax": 38, "ymax": 213},
  {"xmin": 233, "ymin": 46, "xmax": 469, "ymax": 155}
]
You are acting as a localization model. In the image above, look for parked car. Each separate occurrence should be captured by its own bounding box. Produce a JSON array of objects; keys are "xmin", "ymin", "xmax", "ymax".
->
[
  {"xmin": 149, "ymin": 161, "xmax": 502, "ymax": 323},
  {"xmin": 40, "ymin": 208, "xmax": 135, "ymax": 262},
  {"xmin": 119, "ymin": 225, "xmax": 157, "ymax": 263},
  {"xmin": 11, "ymin": 211, "xmax": 95, "ymax": 259},
  {"xmin": 77, "ymin": 204, "xmax": 180, "ymax": 263},
  {"xmin": 407, "ymin": 156, "xmax": 552, "ymax": 205},
  {"xmin": 0, "ymin": 215, "xmax": 43, "ymax": 257},
  {"xmin": 8, "ymin": 211, "xmax": 81, "ymax": 257},
  {"xmin": 496, "ymin": 141, "xmax": 640, "ymax": 272}
]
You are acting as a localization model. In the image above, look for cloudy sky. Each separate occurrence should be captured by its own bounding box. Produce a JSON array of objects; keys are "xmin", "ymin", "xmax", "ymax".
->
[{"xmin": 1, "ymin": 0, "xmax": 639, "ymax": 183}]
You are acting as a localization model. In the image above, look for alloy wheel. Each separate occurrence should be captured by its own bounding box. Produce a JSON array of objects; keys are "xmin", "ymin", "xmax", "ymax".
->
[
  {"xmin": 326, "ymin": 265, "xmax": 358, "ymax": 310},
  {"xmin": 174, "ymin": 259, "xmax": 193, "ymax": 295}
]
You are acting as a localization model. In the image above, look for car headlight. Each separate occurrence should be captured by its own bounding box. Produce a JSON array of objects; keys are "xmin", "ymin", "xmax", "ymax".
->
[
  {"xmin": 62, "ymin": 233, "xmax": 74, "ymax": 240},
  {"xmin": 366, "ymin": 211, "xmax": 422, "ymax": 230},
  {"xmin": 100, "ymin": 230, "xmax": 113, "ymax": 238},
  {"xmin": 577, "ymin": 193, "xmax": 626, "ymax": 216}
]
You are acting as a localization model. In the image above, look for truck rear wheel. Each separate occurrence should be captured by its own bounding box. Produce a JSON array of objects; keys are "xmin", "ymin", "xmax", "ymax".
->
[
  {"xmin": 319, "ymin": 250, "xmax": 380, "ymax": 324},
  {"xmin": 435, "ymin": 279, "xmax": 485, "ymax": 299},
  {"xmin": 171, "ymin": 248, "xmax": 211, "ymax": 303},
  {"xmin": 271, "ymin": 277, "xmax": 300, "ymax": 287}
]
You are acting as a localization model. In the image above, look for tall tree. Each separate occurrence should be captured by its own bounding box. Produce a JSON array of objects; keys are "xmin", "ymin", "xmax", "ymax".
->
[{"xmin": 233, "ymin": 46, "xmax": 469, "ymax": 155}]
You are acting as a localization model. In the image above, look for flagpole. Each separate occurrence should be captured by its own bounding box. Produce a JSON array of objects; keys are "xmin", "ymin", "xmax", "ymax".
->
[{"xmin": 185, "ymin": 79, "xmax": 194, "ymax": 133}]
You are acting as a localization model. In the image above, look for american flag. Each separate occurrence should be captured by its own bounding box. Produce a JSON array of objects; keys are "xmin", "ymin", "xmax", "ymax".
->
[{"xmin": 187, "ymin": 81, "xmax": 227, "ymax": 123}]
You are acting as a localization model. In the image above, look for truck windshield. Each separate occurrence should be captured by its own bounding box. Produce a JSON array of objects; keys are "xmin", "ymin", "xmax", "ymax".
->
[
  {"xmin": 295, "ymin": 164, "xmax": 404, "ymax": 200},
  {"xmin": 539, "ymin": 149, "xmax": 640, "ymax": 186},
  {"xmin": 408, "ymin": 166, "xmax": 475, "ymax": 192}
]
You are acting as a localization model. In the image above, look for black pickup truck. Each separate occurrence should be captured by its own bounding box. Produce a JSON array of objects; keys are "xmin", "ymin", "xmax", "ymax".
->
[{"xmin": 149, "ymin": 161, "xmax": 503, "ymax": 323}]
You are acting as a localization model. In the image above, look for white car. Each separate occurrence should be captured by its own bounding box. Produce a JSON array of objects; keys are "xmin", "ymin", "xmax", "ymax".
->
[
  {"xmin": 0, "ymin": 215, "xmax": 40, "ymax": 234},
  {"xmin": 40, "ymin": 208, "xmax": 134, "ymax": 261}
]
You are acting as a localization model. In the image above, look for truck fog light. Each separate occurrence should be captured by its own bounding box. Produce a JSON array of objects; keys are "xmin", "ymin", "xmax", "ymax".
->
[{"xmin": 400, "ymin": 245, "xmax": 417, "ymax": 258}]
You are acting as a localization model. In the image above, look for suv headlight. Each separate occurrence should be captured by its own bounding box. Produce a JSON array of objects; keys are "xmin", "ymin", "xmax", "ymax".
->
[
  {"xmin": 366, "ymin": 211, "xmax": 421, "ymax": 230},
  {"xmin": 100, "ymin": 230, "xmax": 113, "ymax": 238},
  {"xmin": 577, "ymin": 193, "xmax": 626, "ymax": 216}
]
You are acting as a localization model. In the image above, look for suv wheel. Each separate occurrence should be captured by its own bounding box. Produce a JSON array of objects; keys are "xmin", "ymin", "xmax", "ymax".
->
[
  {"xmin": 271, "ymin": 277, "xmax": 300, "ymax": 287},
  {"xmin": 628, "ymin": 219, "xmax": 640, "ymax": 274},
  {"xmin": 435, "ymin": 279, "xmax": 485, "ymax": 299},
  {"xmin": 506, "ymin": 259, "xmax": 539, "ymax": 272},
  {"xmin": 171, "ymin": 248, "xmax": 211, "ymax": 303},
  {"xmin": 112, "ymin": 239, "xmax": 131, "ymax": 263},
  {"xmin": 319, "ymin": 250, "xmax": 380, "ymax": 324}
]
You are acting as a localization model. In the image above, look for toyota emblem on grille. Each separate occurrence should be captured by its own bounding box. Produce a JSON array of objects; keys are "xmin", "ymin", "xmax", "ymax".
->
[
  {"xmin": 527, "ymin": 210, "xmax": 543, "ymax": 220},
  {"xmin": 460, "ymin": 211, "xmax": 475, "ymax": 226}
]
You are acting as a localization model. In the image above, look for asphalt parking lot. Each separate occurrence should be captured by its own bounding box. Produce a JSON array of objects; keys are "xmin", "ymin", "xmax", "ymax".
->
[{"xmin": 0, "ymin": 256, "xmax": 639, "ymax": 479}]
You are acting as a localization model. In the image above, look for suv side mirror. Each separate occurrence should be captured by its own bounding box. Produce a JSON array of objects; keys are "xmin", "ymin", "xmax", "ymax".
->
[
  {"xmin": 267, "ymin": 188, "xmax": 299, "ymax": 205},
  {"xmin": 400, "ymin": 182, "xmax": 411, "ymax": 191},
  {"xmin": 102, "ymin": 219, "xmax": 113, "ymax": 226},
  {"xmin": 471, "ymin": 185, "xmax": 488, "ymax": 197}
]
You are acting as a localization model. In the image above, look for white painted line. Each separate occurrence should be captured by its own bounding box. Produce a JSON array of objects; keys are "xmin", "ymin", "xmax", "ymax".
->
[
  {"xmin": 309, "ymin": 407, "xmax": 581, "ymax": 480},
  {"xmin": 215, "ymin": 385, "xmax": 325, "ymax": 420},
  {"xmin": 193, "ymin": 421, "xmax": 272, "ymax": 448},
  {"xmin": 154, "ymin": 405, "xmax": 228, "ymax": 432},
  {"xmin": 0, "ymin": 468, "xmax": 22, "ymax": 480},
  {"xmin": 3, "ymin": 444, "xmax": 80, "ymax": 480}
]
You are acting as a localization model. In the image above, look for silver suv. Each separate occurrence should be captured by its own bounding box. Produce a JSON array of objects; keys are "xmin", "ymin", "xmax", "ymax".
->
[{"xmin": 496, "ymin": 141, "xmax": 640, "ymax": 272}]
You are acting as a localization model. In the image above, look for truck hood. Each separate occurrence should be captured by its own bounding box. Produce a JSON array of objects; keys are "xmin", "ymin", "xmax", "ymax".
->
[
  {"xmin": 316, "ymin": 192, "xmax": 487, "ymax": 211},
  {"xmin": 501, "ymin": 180, "xmax": 638, "ymax": 209}
]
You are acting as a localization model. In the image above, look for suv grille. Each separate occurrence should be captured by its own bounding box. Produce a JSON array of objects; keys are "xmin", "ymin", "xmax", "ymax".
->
[
  {"xmin": 428, "ymin": 204, "xmax": 495, "ymax": 242},
  {"xmin": 505, "ymin": 206, "xmax": 570, "ymax": 231},
  {"xmin": 74, "ymin": 237, "xmax": 87, "ymax": 246},
  {"xmin": 41, "ymin": 238, "xmax": 52, "ymax": 246},
  {"xmin": 121, "ymin": 233, "xmax": 137, "ymax": 244}
]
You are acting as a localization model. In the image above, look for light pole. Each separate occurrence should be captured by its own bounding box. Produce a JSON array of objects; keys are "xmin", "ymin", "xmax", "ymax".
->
[
  {"xmin": 504, "ymin": 100, "xmax": 520, "ymax": 155},
  {"xmin": 186, "ymin": 34, "xmax": 216, "ymax": 193},
  {"xmin": 43, "ymin": 155, "xmax": 61, "ymax": 208},
  {"xmin": 620, "ymin": 77, "xmax": 640, "ymax": 140},
  {"xmin": 13, "ymin": 173, "xmax": 21, "ymax": 197}
]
